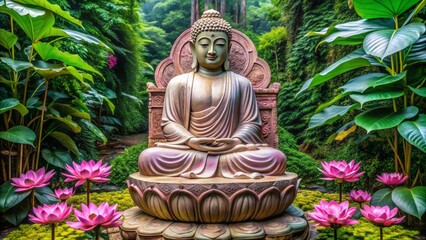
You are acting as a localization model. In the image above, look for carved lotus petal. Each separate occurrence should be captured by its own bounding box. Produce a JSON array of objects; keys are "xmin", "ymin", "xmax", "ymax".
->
[
  {"xmin": 199, "ymin": 190, "xmax": 229, "ymax": 223},
  {"xmin": 255, "ymin": 187, "xmax": 281, "ymax": 220},
  {"xmin": 127, "ymin": 183, "xmax": 152, "ymax": 215},
  {"xmin": 279, "ymin": 185, "xmax": 296, "ymax": 213},
  {"xmin": 230, "ymin": 189, "xmax": 258, "ymax": 222},
  {"xmin": 144, "ymin": 188, "xmax": 173, "ymax": 220},
  {"xmin": 168, "ymin": 189, "xmax": 198, "ymax": 222}
]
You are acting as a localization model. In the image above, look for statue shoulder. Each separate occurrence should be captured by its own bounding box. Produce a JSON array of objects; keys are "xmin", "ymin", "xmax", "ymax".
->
[
  {"xmin": 230, "ymin": 71, "xmax": 253, "ymax": 88},
  {"xmin": 167, "ymin": 73, "xmax": 192, "ymax": 87}
]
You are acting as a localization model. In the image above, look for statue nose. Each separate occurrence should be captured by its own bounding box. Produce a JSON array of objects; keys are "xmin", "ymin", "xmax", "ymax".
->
[{"xmin": 208, "ymin": 46, "xmax": 216, "ymax": 55}]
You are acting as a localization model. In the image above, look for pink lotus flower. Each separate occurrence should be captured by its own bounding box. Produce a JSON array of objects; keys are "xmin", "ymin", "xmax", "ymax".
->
[
  {"xmin": 29, "ymin": 202, "xmax": 73, "ymax": 224},
  {"xmin": 11, "ymin": 167, "xmax": 55, "ymax": 192},
  {"xmin": 62, "ymin": 160, "xmax": 111, "ymax": 187},
  {"xmin": 319, "ymin": 160, "xmax": 364, "ymax": 183},
  {"xmin": 349, "ymin": 190, "xmax": 372, "ymax": 203},
  {"xmin": 67, "ymin": 202, "xmax": 123, "ymax": 231},
  {"xmin": 376, "ymin": 172, "xmax": 408, "ymax": 187},
  {"xmin": 360, "ymin": 205, "xmax": 405, "ymax": 227},
  {"xmin": 50, "ymin": 187, "xmax": 75, "ymax": 201},
  {"xmin": 308, "ymin": 200, "xmax": 358, "ymax": 227}
]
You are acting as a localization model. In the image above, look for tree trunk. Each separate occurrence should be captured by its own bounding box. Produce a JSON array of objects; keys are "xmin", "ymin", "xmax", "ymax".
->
[
  {"xmin": 220, "ymin": 0, "xmax": 226, "ymax": 17},
  {"xmin": 191, "ymin": 0, "xmax": 197, "ymax": 25},
  {"xmin": 215, "ymin": 0, "xmax": 218, "ymax": 10},
  {"xmin": 234, "ymin": 0, "xmax": 239, "ymax": 24},
  {"xmin": 205, "ymin": 0, "xmax": 210, "ymax": 10},
  {"xmin": 196, "ymin": 0, "xmax": 200, "ymax": 20},
  {"xmin": 240, "ymin": 0, "xmax": 246, "ymax": 28}
]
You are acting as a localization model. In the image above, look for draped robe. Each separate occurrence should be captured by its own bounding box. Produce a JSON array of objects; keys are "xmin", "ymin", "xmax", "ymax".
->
[{"xmin": 138, "ymin": 71, "xmax": 286, "ymax": 178}]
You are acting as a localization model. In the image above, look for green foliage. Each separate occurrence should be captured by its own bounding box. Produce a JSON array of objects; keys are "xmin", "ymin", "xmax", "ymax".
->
[
  {"xmin": 109, "ymin": 142, "xmax": 148, "ymax": 186},
  {"xmin": 4, "ymin": 222, "xmax": 85, "ymax": 240},
  {"xmin": 278, "ymin": 127, "xmax": 321, "ymax": 186},
  {"xmin": 299, "ymin": 0, "xmax": 426, "ymax": 186}
]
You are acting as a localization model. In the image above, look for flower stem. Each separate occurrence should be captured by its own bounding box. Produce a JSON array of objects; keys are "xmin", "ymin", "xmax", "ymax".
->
[
  {"xmin": 334, "ymin": 227, "xmax": 337, "ymax": 240},
  {"xmin": 51, "ymin": 223, "xmax": 55, "ymax": 240},
  {"xmin": 95, "ymin": 226, "xmax": 100, "ymax": 240},
  {"xmin": 380, "ymin": 227, "xmax": 383, "ymax": 240},
  {"xmin": 86, "ymin": 180, "xmax": 90, "ymax": 205},
  {"xmin": 30, "ymin": 190, "xmax": 35, "ymax": 208},
  {"xmin": 339, "ymin": 182, "xmax": 342, "ymax": 203}
]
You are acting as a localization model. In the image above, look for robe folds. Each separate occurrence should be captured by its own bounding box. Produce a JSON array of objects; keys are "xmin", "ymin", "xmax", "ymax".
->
[{"xmin": 138, "ymin": 71, "xmax": 286, "ymax": 178}]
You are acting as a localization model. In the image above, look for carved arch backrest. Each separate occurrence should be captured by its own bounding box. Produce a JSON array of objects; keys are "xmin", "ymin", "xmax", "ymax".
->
[
  {"xmin": 154, "ymin": 29, "xmax": 271, "ymax": 88},
  {"xmin": 149, "ymin": 28, "xmax": 280, "ymax": 148}
]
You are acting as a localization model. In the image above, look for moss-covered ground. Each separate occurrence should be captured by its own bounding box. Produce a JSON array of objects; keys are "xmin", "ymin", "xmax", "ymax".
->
[{"xmin": 4, "ymin": 189, "xmax": 419, "ymax": 239}]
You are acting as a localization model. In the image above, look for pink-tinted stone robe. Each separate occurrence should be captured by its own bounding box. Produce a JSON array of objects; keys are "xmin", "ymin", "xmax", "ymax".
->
[{"xmin": 139, "ymin": 71, "xmax": 286, "ymax": 178}]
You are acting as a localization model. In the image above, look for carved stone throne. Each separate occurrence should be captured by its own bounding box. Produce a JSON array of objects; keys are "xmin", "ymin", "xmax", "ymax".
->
[{"xmin": 120, "ymin": 29, "xmax": 309, "ymax": 240}]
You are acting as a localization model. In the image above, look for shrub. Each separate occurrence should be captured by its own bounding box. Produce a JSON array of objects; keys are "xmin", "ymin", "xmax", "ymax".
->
[
  {"xmin": 278, "ymin": 127, "xmax": 321, "ymax": 186},
  {"xmin": 109, "ymin": 142, "xmax": 148, "ymax": 186}
]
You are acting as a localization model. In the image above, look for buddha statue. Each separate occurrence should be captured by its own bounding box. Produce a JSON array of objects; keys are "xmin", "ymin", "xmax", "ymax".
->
[{"xmin": 138, "ymin": 9, "xmax": 286, "ymax": 179}]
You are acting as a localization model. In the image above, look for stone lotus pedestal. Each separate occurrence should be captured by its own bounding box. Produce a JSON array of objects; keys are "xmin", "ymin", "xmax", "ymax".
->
[{"xmin": 120, "ymin": 172, "xmax": 310, "ymax": 239}]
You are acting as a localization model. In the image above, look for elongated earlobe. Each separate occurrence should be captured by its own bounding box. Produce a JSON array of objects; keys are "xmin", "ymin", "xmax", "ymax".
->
[
  {"xmin": 190, "ymin": 41, "xmax": 198, "ymax": 70},
  {"xmin": 224, "ymin": 43, "xmax": 231, "ymax": 70},
  {"xmin": 224, "ymin": 57, "xmax": 230, "ymax": 70}
]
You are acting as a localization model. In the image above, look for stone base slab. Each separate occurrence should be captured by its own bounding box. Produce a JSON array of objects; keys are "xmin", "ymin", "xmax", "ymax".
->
[
  {"xmin": 120, "ymin": 207, "xmax": 310, "ymax": 240},
  {"xmin": 127, "ymin": 173, "xmax": 300, "ymax": 223}
]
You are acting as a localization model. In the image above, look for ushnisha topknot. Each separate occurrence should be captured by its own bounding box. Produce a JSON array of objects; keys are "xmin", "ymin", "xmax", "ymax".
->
[{"xmin": 191, "ymin": 9, "xmax": 232, "ymax": 43}]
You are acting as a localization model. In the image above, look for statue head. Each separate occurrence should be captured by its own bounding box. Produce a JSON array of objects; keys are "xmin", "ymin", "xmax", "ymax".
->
[{"xmin": 190, "ymin": 9, "xmax": 232, "ymax": 72}]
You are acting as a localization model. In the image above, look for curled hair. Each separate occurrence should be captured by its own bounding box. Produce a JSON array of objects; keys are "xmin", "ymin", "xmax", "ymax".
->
[{"xmin": 191, "ymin": 9, "xmax": 232, "ymax": 42}]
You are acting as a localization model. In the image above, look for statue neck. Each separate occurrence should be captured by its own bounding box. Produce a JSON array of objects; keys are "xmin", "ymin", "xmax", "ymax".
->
[{"xmin": 197, "ymin": 66, "xmax": 225, "ymax": 77}]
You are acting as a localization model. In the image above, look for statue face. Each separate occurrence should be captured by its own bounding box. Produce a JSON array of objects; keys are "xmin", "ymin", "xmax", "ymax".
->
[{"xmin": 193, "ymin": 31, "xmax": 229, "ymax": 71}]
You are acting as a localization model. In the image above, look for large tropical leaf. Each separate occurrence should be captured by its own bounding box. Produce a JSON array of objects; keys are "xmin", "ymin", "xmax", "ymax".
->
[
  {"xmin": 353, "ymin": 0, "xmax": 420, "ymax": 19},
  {"xmin": 33, "ymin": 42, "xmax": 101, "ymax": 75},
  {"xmin": 34, "ymin": 186, "xmax": 57, "ymax": 204},
  {"xmin": 307, "ymin": 19, "xmax": 394, "ymax": 46},
  {"xmin": 0, "ymin": 58, "xmax": 33, "ymax": 72},
  {"xmin": 298, "ymin": 49, "xmax": 375, "ymax": 95},
  {"xmin": 3, "ymin": 199, "xmax": 30, "ymax": 226},
  {"xmin": 398, "ymin": 114, "xmax": 426, "ymax": 153},
  {"xmin": 340, "ymin": 72, "xmax": 406, "ymax": 94},
  {"xmin": 45, "ymin": 115, "xmax": 81, "ymax": 133},
  {"xmin": 371, "ymin": 188, "xmax": 396, "ymax": 208},
  {"xmin": 407, "ymin": 34, "xmax": 426, "ymax": 63},
  {"xmin": 0, "ymin": 126, "xmax": 36, "ymax": 146},
  {"xmin": 408, "ymin": 86, "xmax": 426, "ymax": 97},
  {"xmin": 13, "ymin": 0, "xmax": 82, "ymax": 26},
  {"xmin": 42, "ymin": 148, "xmax": 72, "ymax": 169},
  {"xmin": 0, "ymin": 29, "xmax": 18, "ymax": 49},
  {"xmin": 80, "ymin": 119, "xmax": 107, "ymax": 144},
  {"xmin": 0, "ymin": 181, "xmax": 31, "ymax": 212},
  {"xmin": 41, "ymin": 28, "xmax": 108, "ymax": 47},
  {"xmin": 0, "ymin": 0, "xmax": 44, "ymax": 17},
  {"xmin": 363, "ymin": 23, "xmax": 426, "ymax": 60},
  {"xmin": 51, "ymin": 103, "xmax": 90, "ymax": 120},
  {"xmin": 48, "ymin": 131, "xmax": 79, "ymax": 156},
  {"xmin": 392, "ymin": 186, "xmax": 426, "ymax": 220},
  {"xmin": 0, "ymin": 7, "xmax": 54, "ymax": 42},
  {"xmin": 32, "ymin": 60, "xmax": 68, "ymax": 79},
  {"xmin": 309, "ymin": 104, "xmax": 360, "ymax": 129},
  {"xmin": 0, "ymin": 98, "xmax": 28, "ymax": 116},
  {"xmin": 350, "ymin": 88, "xmax": 404, "ymax": 107},
  {"xmin": 355, "ymin": 106, "xmax": 419, "ymax": 132}
]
